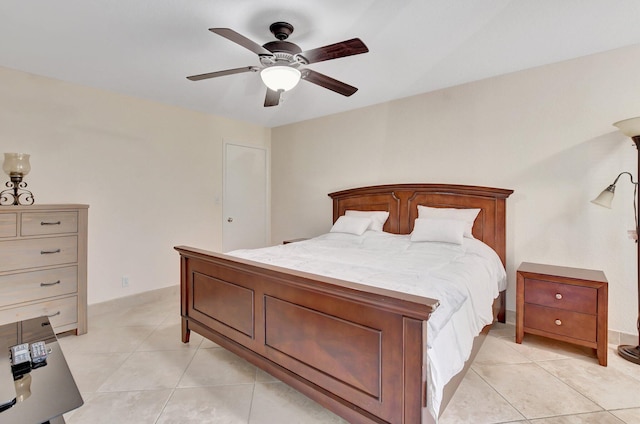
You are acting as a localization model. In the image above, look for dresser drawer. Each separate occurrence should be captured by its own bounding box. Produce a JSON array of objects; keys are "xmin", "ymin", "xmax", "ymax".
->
[
  {"xmin": 0, "ymin": 213, "xmax": 17, "ymax": 238},
  {"xmin": 0, "ymin": 296, "xmax": 78, "ymax": 330},
  {"xmin": 0, "ymin": 266, "xmax": 78, "ymax": 307},
  {"xmin": 524, "ymin": 278, "xmax": 597, "ymax": 314},
  {"xmin": 524, "ymin": 304, "xmax": 597, "ymax": 342},
  {"xmin": 0, "ymin": 236, "xmax": 78, "ymax": 272},
  {"xmin": 21, "ymin": 211, "xmax": 78, "ymax": 236}
]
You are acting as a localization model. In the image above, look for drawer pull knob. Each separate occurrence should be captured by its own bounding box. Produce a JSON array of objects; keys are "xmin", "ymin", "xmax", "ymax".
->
[
  {"xmin": 555, "ymin": 319, "xmax": 562, "ymax": 326},
  {"xmin": 40, "ymin": 280, "xmax": 61, "ymax": 287},
  {"xmin": 555, "ymin": 293, "xmax": 563, "ymax": 300},
  {"xmin": 46, "ymin": 311, "xmax": 61, "ymax": 318},
  {"xmin": 41, "ymin": 221, "xmax": 61, "ymax": 226},
  {"xmin": 40, "ymin": 249, "xmax": 61, "ymax": 255}
]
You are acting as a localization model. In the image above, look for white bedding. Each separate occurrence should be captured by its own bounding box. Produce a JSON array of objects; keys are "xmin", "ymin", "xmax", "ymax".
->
[{"xmin": 229, "ymin": 230, "xmax": 507, "ymax": 421}]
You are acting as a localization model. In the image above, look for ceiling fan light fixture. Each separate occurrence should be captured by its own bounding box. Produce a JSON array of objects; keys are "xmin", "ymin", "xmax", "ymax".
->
[{"xmin": 260, "ymin": 66, "xmax": 301, "ymax": 92}]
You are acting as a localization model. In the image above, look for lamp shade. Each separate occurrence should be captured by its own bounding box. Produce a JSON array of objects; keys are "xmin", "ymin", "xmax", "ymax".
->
[
  {"xmin": 591, "ymin": 184, "xmax": 616, "ymax": 208},
  {"xmin": 613, "ymin": 117, "xmax": 640, "ymax": 138},
  {"xmin": 2, "ymin": 153, "xmax": 31, "ymax": 176},
  {"xmin": 260, "ymin": 66, "xmax": 301, "ymax": 92}
]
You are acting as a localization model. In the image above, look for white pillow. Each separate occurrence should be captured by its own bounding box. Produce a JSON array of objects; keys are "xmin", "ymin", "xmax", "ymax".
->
[
  {"xmin": 345, "ymin": 210, "xmax": 390, "ymax": 232},
  {"xmin": 417, "ymin": 205, "xmax": 480, "ymax": 238},
  {"xmin": 411, "ymin": 218, "xmax": 465, "ymax": 245},
  {"xmin": 330, "ymin": 215, "xmax": 372, "ymax": 235}
]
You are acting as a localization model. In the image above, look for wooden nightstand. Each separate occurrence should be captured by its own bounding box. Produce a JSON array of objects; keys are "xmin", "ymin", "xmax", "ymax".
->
[
  {"xmin": 283, "ymin": 238, "xmax": 309, "ymax": 244},
  {"xmin": 516, "ymin": 262, "xmax": 608, "ymax": 366}
]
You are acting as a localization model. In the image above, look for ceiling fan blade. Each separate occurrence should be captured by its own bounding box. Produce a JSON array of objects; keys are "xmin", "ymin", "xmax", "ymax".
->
[
  {"xmin": 301, "ymin": 69, "xmax": 358, "ymax": 96},
  {"xmin": 187, "ymin": 66, "xmax": 258, "ymax": 81},
  {"xmin": 297, "ymin": 38, "xmax": 369, "ymax": 64},
  {"xmin": 264, "ymin": 88, "xmax": 281, "ymax": 107},
  {"xmin": 210, "ymin": 28, "xmax": 273, "ymax": 56}
]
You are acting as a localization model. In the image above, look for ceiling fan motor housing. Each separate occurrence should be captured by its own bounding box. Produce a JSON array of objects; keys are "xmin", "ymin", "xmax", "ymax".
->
[
  {"xmin": 260, "ymin": 40, "xmax": 305, "ymax": 67},
  {"xmin": 262, "ymin": 40, "xmax": 302, "ymax": 55}
]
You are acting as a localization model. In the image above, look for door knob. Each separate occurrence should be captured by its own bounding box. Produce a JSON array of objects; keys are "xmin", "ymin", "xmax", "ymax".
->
[{"xmin": 227, "ymin": 217, "xmax": 233, "ymax": 223}]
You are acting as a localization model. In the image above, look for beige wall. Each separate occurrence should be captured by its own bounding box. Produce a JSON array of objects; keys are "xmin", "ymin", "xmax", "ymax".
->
[
  {"xmin": 3, "ymin": 42, "xmax": 640, "ymax": 336},
  {"xmin": 0, "ymin": 66, "xmax": 270, "ymax": 304},
  {"xmin": 272, "ymin": 44, "xmax": 640, "ymax": 336}
]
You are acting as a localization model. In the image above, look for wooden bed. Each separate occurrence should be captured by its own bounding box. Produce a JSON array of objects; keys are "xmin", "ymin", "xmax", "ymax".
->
[{"xmin": 175, "ymin": 183, "xmax": 513, "ymax": 424}]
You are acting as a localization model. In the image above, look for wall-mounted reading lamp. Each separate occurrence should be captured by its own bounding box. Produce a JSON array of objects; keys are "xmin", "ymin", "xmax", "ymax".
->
[{"xmin": 591, "ymin": 117, "xmax": 640, "ymax": 365}]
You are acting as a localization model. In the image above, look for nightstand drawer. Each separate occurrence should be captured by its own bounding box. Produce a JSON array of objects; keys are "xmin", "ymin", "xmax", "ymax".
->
[
  {"xmin": 0, "ymin": 236, "xmax": 78, "ymax": 272},
  {"xmin": 0, "ymin": 213, "xmax": 17, "ymax": 238},
  {"xmin": 21, "ymin": 211, "xmax": 78, "ymax": 236},
  {"xmin": 524, "ymin": 304, "xmax": 597, "ymax": 342},
  {"xmin": 0, "ymin": 266, "xmax": 78, "ymax": 307},
  {"xmin": 524, "ymin": 278, "xmax": 597, "ymax": 314}
]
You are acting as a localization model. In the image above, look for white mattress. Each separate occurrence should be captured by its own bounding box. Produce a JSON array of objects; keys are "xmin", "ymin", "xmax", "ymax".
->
[{"xmin": 229, "ymin": 230, "xmax": 507, "ymax": 421}]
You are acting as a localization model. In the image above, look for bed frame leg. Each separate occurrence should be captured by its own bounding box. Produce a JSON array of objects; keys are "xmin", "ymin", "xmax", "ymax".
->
[
  {"xmin": 497, "ymin": 291, "xmax": 506, "ymax": 323},
  {"xmin": 182, "ymin": 317, "xmax": 191, "ymax": 343}
]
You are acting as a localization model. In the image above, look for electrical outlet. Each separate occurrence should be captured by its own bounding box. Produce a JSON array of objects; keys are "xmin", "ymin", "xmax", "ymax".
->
[{"xmin": 122, "ymin": 276, "xmax": 130, "ymax": 288}]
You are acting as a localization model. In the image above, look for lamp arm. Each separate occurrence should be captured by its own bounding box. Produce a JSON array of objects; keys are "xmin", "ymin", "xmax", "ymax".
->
[
  {"xmin": 611, "ymin": 171, "xmax": 639, "ymax": 186},
  {"xmin": 606, "ymin": 172, "xmax": 639, "ymax": 233}
]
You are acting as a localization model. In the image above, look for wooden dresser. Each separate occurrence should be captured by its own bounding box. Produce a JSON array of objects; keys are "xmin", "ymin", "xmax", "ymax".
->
[
  {"xmin": 0, "ymin": 204, "xmax": 88, "ymax": 335},
  {"xmin": 516, "ymin": 262, "xmax": 608, "ymax": 366}
]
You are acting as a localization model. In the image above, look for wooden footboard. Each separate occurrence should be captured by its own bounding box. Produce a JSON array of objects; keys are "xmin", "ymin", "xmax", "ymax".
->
[
  {"xmin": 176, "ymin": 245, "xmax": 439, "ymax": 424},
  {"xmin": 176, "ymin": 183, "xmax": 512, "ymax": 423}
]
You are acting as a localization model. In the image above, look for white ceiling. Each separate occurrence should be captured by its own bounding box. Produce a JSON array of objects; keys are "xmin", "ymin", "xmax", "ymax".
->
[{"xmin": 2, "ymin": 0, "xmax": 640, "ymax": 128}]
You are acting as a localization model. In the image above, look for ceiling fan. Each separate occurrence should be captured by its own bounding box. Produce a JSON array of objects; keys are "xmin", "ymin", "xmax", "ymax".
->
[{"xmin": 187, "ymin": 22, "xmax": 369, "ymax": 107}]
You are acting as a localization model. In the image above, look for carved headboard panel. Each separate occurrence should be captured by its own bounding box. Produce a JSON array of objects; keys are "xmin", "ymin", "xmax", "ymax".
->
[{"xmin": 329, "ymin": 184, "xmax": 513, "ymax": 265}]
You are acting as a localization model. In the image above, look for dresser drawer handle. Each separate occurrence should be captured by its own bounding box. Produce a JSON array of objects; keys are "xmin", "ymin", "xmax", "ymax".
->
[
  {"xmin": 555, "ymin": 293, "xmax": 563, "ymax": 300},
  {"xmin": 555, "ymin": 319, "xmax": 562, "ymax": 326},
  {"xmin": 40, "ymin": 249, "xmax": 61, "ymax": 255},
  {"xmin": 40, "ymin": 280, "xmax": 61, "ymax": 287},
  {"xmin": 46, "ymin": 311, "xmax": 61, "ymax": 318},
  {"xmin": 41, "ymin": 221, "xmax": 61, "ymax": 226}
]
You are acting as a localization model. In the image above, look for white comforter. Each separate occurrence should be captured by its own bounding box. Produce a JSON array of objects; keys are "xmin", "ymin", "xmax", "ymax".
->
[{"xmin": 229, "ymin": 231, "xmax": 507, "ymax": 420}]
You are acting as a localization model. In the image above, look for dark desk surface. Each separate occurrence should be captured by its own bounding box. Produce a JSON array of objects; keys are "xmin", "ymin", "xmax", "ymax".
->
[{"xmin": 0, "ymin": 317, "xmax": 83, "ymax": 424}]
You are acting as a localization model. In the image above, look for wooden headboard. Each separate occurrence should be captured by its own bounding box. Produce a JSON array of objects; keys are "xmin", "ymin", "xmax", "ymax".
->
[{"xmin": 329, "ymin": 184, "xmax": 513, "ymax": 265}]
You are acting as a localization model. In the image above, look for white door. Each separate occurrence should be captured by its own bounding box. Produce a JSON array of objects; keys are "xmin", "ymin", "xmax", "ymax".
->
[{"xmin": 222, "ymin": 143, "xmax": 268, "ymax": 252}]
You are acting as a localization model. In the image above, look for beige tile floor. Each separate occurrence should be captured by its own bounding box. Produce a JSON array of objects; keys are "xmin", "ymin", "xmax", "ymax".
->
[{"xmin": 58, "ymin": 289, "xmax": 640, "ymax": 424}]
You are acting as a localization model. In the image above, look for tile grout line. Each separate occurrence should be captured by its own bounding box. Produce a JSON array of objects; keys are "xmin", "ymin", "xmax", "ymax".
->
[
  {"xmin": 466, "ymin": 366, "xmax": 528, "ymax": 423},
  {"xmin": 246, "ymin": 368, "xmax": 258, "ymax": 424}
]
